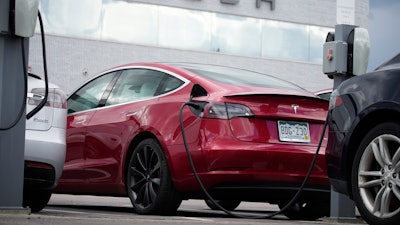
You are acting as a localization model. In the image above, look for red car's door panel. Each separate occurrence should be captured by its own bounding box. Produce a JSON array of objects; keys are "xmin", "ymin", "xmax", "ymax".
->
[
  {"xmin": 60, "ymin": 111, "xmax": 96, "ymax": 184},
  {"xmin": 83, "ymin": 101, "xmax": 151, "ymax": 186}
]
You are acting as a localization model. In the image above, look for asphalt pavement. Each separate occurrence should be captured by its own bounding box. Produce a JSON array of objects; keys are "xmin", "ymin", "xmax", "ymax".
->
[{"xmin": 0, "ymin": 194, "xmax": 366, "ymax": 225}]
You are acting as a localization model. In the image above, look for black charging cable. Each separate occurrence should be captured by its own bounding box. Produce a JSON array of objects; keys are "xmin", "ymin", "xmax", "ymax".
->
[
  {"xmin": 0, "ymin": 11, "xmax": 48, "ymax": 129},
  {"xmin": 179, "ymin": 101, "xmax": 329, "ymax": 219},
  {"xmin": 26, "ymin": 11, "xmax": 48, "ymax": 120}
]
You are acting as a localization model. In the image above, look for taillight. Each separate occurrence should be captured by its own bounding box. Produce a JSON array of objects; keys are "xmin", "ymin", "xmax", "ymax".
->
[
  {"xmin": 27, "ymin": 88, "xmax": 67, "ymax": 109},
  {"xmin": 202, "ymin": 102, "xmax": 254, "ymax": 119}
]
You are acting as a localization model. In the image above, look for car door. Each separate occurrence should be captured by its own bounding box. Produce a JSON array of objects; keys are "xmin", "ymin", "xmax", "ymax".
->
[
  {"xmin": 58, "ymin": 72, "xmax": 118, "ymax": 188},
  {"xmin": 83, "ymin": 68, "xmax": 166, "ymax": 188}
]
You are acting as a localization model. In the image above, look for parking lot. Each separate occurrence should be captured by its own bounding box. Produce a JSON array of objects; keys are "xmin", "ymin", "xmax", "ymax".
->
[{"xmin": 0, "ymin": 194, "xmax": 366, "ymax": 225}]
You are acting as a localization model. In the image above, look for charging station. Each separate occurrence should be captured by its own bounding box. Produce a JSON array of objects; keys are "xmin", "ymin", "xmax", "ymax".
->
[
  {"xmin": 0, "ymin": 0, "xmax": 39, "ymax": 210},
  {"xmin": 323, "ymin": 24, "xmax": 370, "ymax": 220}
]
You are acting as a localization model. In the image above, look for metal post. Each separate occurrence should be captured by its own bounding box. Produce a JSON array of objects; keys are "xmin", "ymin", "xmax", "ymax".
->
[
  {"xmin": 329, "ymin": 24, "xmax": 357, "ymax": 220},
  {"xmin": 0, "ymin": 0, "xmax": 27, "ymax": 211},
  {"xmin": 330, "ymin": 186, "xmax": 356, "ymax": 219}
]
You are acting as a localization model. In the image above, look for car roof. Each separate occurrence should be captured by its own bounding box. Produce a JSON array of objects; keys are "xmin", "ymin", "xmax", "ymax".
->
[
  {"xmin": 374, "ymin": 52, "xmax": 400, "ymax": 71},
  {"xmin": 84, "ymin": 62, "xmax": 318, "ymax": 99},
  {"xmin": 28, "ymin": 73, "xmax": 59, "ymax": 89}
]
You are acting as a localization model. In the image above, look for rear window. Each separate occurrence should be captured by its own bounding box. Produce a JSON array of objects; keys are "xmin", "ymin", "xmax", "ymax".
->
[{"xmin": 179, "ymin": 64, "xmax": 304, "ymax": 91}]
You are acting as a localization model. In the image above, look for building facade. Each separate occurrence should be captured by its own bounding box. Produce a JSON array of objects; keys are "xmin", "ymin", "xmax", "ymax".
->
[{"xmin": 28, "ymin": 0, "xmax": 369, "ymax": 94}]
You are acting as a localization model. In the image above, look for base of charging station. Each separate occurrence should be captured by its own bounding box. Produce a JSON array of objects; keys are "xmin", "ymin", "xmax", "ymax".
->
[{"xmin": 324, "ymin": 217, "xmax": 365, "ymax": 224}]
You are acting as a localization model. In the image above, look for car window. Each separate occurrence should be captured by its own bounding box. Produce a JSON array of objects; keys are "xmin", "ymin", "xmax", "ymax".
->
[
  {"xmin": 178, "ymin": 64, "xmax": 305, "ymax": 91},
  {"xmin": 105, "ymin": 69, "xmax": 165, "ymax": 105},
  {"xmin": 67, "ymin": 72, "xmax": 116, "ymax": 114},
  {"xmin": 159, "ymin": 76, "xmax": 184, "ymax": 94},
  {"xmin": 317, "ymin": 92, "xmax": 331, "ymax": 101}
]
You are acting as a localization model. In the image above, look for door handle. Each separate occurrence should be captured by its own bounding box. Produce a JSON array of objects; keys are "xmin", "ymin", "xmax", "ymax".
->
[
  {"xmin": 126, "ymin": 112, "xmax": 137, "ymax": 117},
  {"xmin": 75, "ymin": 119, "xmax": 86, "ymax": 125}
]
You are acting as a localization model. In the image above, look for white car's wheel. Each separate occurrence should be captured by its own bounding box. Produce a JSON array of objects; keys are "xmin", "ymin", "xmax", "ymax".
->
[{"xmin": 23, "ymin": 189, "xmax": 52, "ymax": 213}]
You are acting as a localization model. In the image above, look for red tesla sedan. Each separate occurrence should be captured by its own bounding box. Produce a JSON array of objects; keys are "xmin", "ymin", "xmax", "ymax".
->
[{"xmin": 56, "ymin": 62, "xmax": 329, "ymax": 220}]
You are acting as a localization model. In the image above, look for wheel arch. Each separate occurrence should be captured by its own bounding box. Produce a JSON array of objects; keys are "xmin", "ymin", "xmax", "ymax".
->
[
  {"xmin": 344, "ymin": 106, "xmax": 400, "ymax": 197},
  {"xmin": 123, "ymin": 132, "xmax": 159, "ymax": 184},
  {"xmin": 123, "ymin": 130, "xmax": 174, "ymax": 186}
]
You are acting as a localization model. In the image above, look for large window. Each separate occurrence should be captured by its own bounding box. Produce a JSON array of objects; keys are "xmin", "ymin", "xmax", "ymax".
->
[
  {"xmin": 38, "ymin": 0, "xmax": 331, "ymax": 63},
  {"xmin": 159, "ymin": 7, "xmax": 211, "ymax": 51}
]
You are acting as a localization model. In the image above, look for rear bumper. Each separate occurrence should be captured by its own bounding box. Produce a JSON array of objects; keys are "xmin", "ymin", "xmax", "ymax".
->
[
  {"xmin": 169, "ymin": 115, "xmax": 329, "ymax": 194},
  {"xmin": 24, "ymin": 127, "xmax": 66, "ymax": 189},
  {"xmin": 24, "ymin": 161, "xmax": 56, "ymax": 189},
  {"xmin": 171, "ymin": 140, "xmax": 329, "ymax": 192}
]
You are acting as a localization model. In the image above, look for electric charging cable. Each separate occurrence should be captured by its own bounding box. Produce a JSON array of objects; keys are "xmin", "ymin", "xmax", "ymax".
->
[
  {"xmin": 0, "ymin": 11, "xmax": 48, "ymax": 129},
  {"xmin": 179, "ymin": 101, "xmax": 329, "ymax": 219},
  {"xmin": 26, "ymin": 11, "xmax": 48, "ymax": 119}
]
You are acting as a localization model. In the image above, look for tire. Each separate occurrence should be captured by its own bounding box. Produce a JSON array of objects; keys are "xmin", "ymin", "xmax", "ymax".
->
[
  {"xmin": 351, "ymin": 122, "xmax": 400, "ymax": 225},
  {"xmin": 126, "ymin": 138, "xmax": 182, "ymax": 215},
  {"xmin": 278, "ymin": 198, "xmax": 330, "ymax": 221},
  {"xmin": 204, "ymin": 199, "xmax": 241, "ymax": 211},
  {"xmin": 23, "ymin": 189, "xmax": 52, "ymax": 213}
]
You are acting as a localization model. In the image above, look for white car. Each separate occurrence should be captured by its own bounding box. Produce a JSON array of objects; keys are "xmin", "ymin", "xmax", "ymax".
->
[{"xmin": 23, "ymin": 73, "xmax": 67, "ymax": 212}]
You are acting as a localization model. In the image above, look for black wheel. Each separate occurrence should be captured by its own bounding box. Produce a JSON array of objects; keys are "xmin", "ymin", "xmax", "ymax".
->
[
  {"xmin": 127, "ymin": 138, "xmax": 182, "ymax": 215},
  {"xmin": 23, "ymin": 189, "xmax": 52, "ymax": 213},
  {"xmin": 278, "ymin": 198, "xmax": 330, "ymax": 220},
  {"xmin": 204, "ymin": 199, "xmax": 241, "ymax": 211},
  {"xmin": 351, "ymin": 122, "xmax": 400, "ymax": 225}
]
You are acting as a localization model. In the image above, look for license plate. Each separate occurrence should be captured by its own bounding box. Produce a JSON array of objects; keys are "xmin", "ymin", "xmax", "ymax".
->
[{"xmin": 278, "ymin": 121, "xmax": 310, "ymax": 143}]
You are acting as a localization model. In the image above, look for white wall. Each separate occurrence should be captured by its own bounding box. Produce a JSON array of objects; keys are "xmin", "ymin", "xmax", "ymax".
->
[{"xmin": 28, "ymin": 0, "xmax": 369, "ymax": 94}]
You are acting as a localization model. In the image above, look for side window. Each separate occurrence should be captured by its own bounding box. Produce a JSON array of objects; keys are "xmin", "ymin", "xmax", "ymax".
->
[
  {"xmin": 67, "ymin": 72, "xmax": 116, "ymax": 114},
  {"xmin": 106, "ymin": 69, "xmax": 165, "ymax": 105},
  {"xmin": 318, "ymin": 92, "xmax": 331, "ymax": 101},
  {"xmin": 160, "ymin": 76, "xmax": 184, "ymax": 94}
]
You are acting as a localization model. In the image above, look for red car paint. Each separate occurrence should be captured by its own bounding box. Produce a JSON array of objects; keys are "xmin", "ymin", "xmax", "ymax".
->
[{"xmin": 56, "ymin": 62, "xmax": 329, "ymax": 216}]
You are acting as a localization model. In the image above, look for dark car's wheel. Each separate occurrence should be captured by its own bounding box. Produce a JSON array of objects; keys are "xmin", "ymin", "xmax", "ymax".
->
[
  {"xmin": 204, "ymin": 199, "xmax": 241, "ymax": 211},
  {"xmin": 23, "ymin": 189, "xmax": 52, "ymax": 213},
  {"xmin": 352, "ymin": 122, "xmax": 400, "ymax": 225},
  {"xmin": 278, "ymin": 199, "xmax": 330, "ymax": 220},
  {"xmin": 127, "ymin": 138, "xmax": 182, "ymax": 215}
]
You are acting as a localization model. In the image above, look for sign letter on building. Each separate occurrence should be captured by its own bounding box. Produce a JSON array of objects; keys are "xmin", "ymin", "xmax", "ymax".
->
[
  {"xmin": 221, "ymin": 0, "xmax": 239, "ymax": 4},
  {"xmin": 256, "ymin": 0, "xmax": 275, "ymax": 10}
]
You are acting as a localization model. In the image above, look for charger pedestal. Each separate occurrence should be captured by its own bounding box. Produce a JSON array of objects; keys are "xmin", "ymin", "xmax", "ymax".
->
[
  {"xmin": 324, "ymin": 24, "xmax": 360, "ymax": 220},
  {"xmin": 0, "ymin": 0, "xmax": 27, "ymax": 211},
  {"xmin": 330, "ymin": 187, "xmax": 356, "ymax": 220}
]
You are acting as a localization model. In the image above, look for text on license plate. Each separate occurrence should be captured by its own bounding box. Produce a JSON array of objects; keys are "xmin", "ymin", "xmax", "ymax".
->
[{"xmin": 278, "ymin": 121, "xmax": 310, "ymax": 143}]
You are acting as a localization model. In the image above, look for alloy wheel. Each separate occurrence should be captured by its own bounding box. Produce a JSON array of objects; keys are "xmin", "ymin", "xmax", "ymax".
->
[
  {"xmin": 357, "ymin": 133, "xmax": 400, "ymax": 218},
  {"xmin": 129, "ymin": 144, "xmax": 161, "ymax": 209},
  {"xmin": 126, "ymin": 138, "xmax": 182, "ymax": 215}
]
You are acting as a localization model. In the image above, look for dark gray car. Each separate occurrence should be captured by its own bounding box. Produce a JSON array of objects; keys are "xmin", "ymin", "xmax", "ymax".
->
[{"xmin": 326, "ymin": 53, "xmax": 400, "ymax": 225}]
